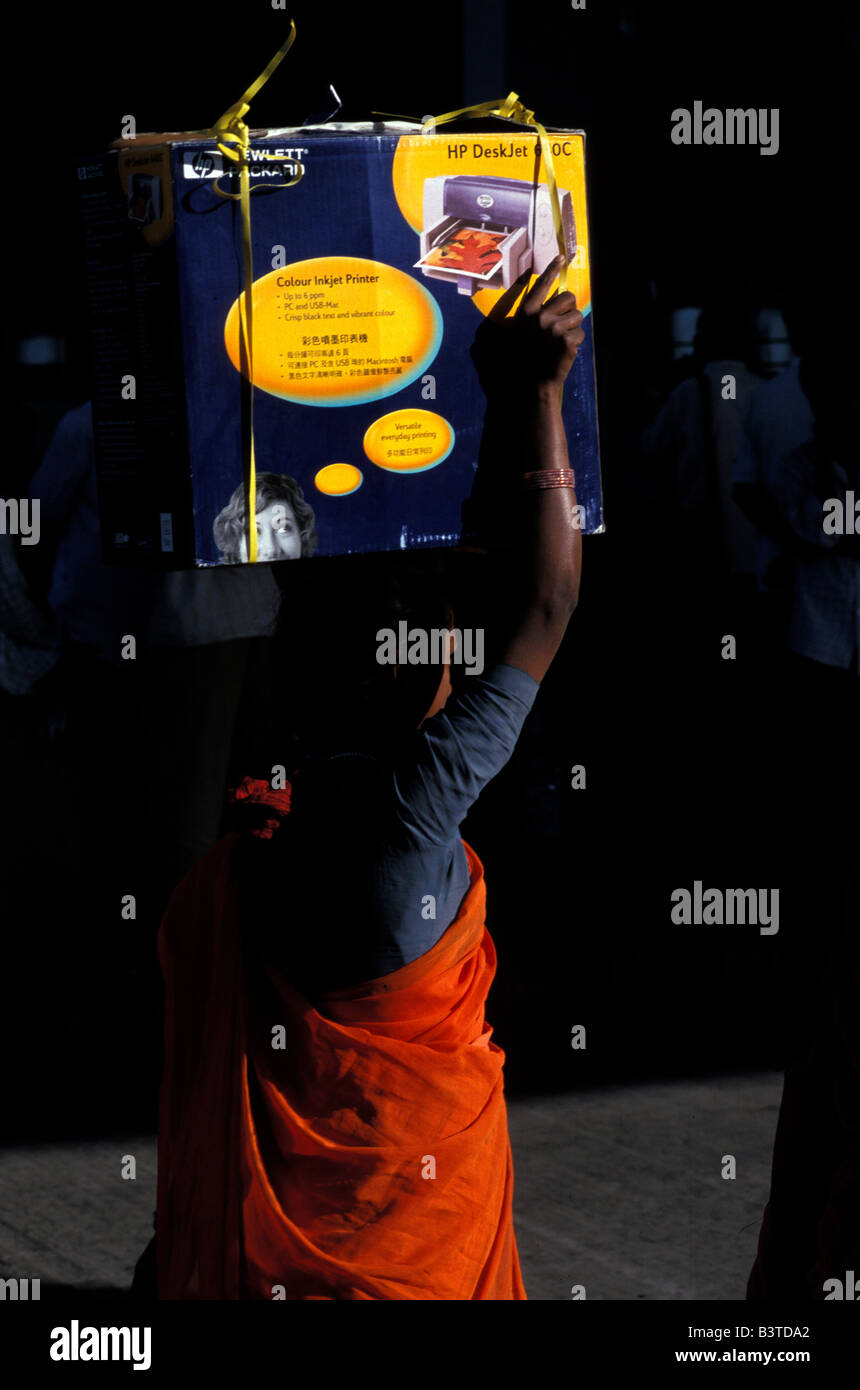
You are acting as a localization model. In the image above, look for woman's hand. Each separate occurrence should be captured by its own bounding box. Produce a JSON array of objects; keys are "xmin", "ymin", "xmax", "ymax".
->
[{"xmin": 469, "ymin": 255, "xmax": 585, "ymax": 401}]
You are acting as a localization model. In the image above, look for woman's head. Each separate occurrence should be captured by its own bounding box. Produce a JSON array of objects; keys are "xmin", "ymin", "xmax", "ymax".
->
[
  {"xmin": 268, "ymin": 553, "xmax": 460, "ymax": 762},
  {"xmin": 213, "ymin": 472, "xmax": 318, "ymax": 564}
]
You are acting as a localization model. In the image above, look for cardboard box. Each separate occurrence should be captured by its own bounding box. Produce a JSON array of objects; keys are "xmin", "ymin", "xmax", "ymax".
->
[{"xmin": 76, "ymin": 123, "xmax": 602, "ymax": 567}]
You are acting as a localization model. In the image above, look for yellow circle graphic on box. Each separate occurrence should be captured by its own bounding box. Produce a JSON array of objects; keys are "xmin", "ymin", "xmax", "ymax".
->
[
  {"xmin": 314, "ymin": 463, "xmax": 363, "ymax": 496},
  {"xmin": 224, "ymin": 256, "xmax": 443, "ymax": 406},
  {"xmin": 363, "ymin": 409, "xmax": 454, "ymax": 473},
  {"xmin": 392, "ymin": 133, "xmax": 591, "ymax": 317}
]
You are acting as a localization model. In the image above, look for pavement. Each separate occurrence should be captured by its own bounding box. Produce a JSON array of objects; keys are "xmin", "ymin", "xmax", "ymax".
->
[
  {"xmin": 507, "ymin": 1071, "xmax": 780, "ymax": 1300},
  {"xmin": 0, "ymin": 1070, "xmax": 781, "ymax": 1300}
]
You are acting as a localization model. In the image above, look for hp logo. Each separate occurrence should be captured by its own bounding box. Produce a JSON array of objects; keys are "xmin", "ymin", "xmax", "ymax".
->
[{"xmin": 192, "ymin": 151, "xmax": 216, "ymax": 177}]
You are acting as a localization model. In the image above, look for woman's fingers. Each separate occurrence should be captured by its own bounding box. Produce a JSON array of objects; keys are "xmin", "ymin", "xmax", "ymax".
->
[
  {"xmin": 519, "ymin": 254, "xmax": 567, "ymax": 314},
  {"xmin": 471, "ymin": 251, "xmax": 585, "ymax": 389},
  {"xmin": 552, "ymin": 295, "xmax": 581, "ymax": 317},
  {"xmin": 543, "ymin": 306, "xmax": 583, "ymax": 332}
]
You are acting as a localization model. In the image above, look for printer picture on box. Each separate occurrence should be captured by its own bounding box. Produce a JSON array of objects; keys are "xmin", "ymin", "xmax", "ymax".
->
[{"xmin": 416, "ymin": 175, "xmax": 577, "ymax": 296}]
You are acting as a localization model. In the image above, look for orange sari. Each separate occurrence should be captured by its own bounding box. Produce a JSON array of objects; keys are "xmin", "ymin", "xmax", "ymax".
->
[{"xmin": 155, "ymin": 831, "xmax": 526, "ymax": 1300}]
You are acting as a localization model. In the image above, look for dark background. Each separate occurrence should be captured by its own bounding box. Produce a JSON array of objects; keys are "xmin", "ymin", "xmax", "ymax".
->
[
  {"xmin": 3, "ymin": 0, "xmax": 855, "ymax": 1139},
  {"xmin": 10, "ymin": 0, "xmax": 857, "ymax": 478}
]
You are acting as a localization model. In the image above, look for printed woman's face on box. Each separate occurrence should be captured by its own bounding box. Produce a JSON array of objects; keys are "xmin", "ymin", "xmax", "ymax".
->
[{"xmin": 240, "ymin": 501, "xmax": 302, "ymax": 562}]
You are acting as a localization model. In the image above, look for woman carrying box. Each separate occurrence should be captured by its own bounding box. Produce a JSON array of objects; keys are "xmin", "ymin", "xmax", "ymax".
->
[{"xmin": 147, "ymin": 255, "xmax": 584, "ymax": 1299}]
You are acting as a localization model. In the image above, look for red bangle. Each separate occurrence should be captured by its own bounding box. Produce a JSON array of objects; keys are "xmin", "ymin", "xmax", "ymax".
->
[{"xmin": 521, "ymin": 468, "xmax": 576, "ymax": 490}]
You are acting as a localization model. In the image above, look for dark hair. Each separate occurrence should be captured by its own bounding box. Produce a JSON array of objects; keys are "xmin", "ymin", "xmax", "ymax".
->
[
  {"xmin": 265, "ymin": 552, "xmax": 456, "ymax": 765},
  {"xmin": 213, "ymin": 471, "xmax": 318, "ymax": 563}
]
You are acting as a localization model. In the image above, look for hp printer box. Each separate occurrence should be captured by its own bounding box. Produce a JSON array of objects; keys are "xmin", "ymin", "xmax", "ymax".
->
[{"xmin": 76, "ymin": 124, "xmax": 602, "ymax": 567}]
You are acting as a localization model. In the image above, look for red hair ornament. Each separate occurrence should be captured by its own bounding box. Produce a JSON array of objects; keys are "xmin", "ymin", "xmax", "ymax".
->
[{"xmin": 227, "ymin": 776, "xmax": 292, "ymax": 839}]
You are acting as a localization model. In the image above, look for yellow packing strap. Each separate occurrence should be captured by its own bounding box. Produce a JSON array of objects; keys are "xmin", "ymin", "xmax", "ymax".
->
[{"xmin": 200, "ymin": 23, "xmax": 301, "ymax": 562}]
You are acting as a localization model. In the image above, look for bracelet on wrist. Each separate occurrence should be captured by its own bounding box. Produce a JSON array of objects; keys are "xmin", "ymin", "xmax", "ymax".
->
[{"xmin": 521, "ymin": 468, "xmax": 576, "ymax": 491}]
